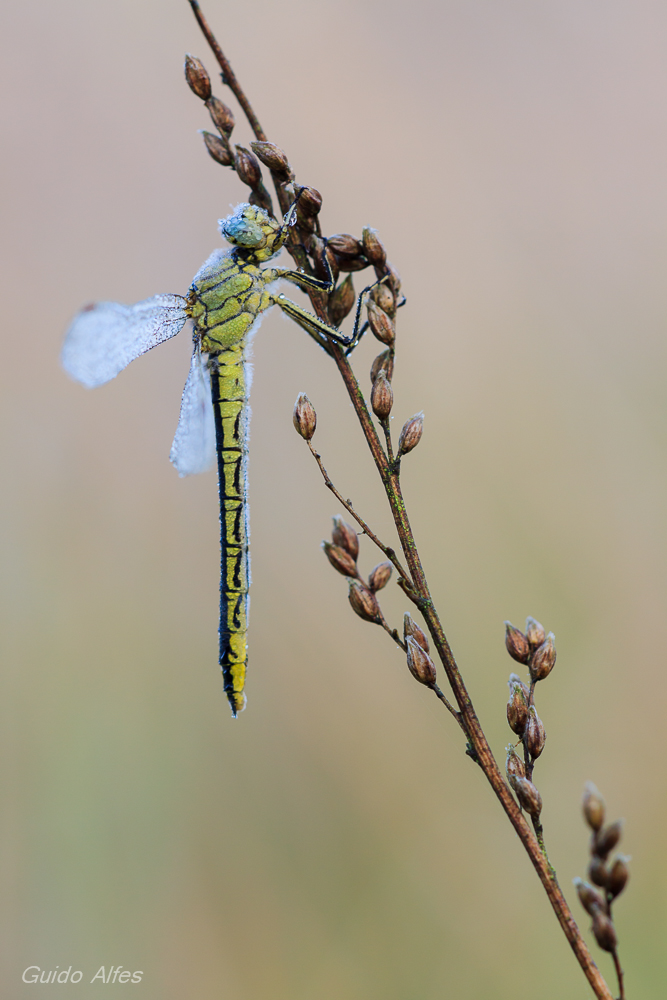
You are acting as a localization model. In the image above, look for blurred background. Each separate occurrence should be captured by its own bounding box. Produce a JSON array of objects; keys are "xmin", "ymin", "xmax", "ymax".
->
[{"xmin": 1, "ymin": 1, "xmax": 666, "ymax": 996}]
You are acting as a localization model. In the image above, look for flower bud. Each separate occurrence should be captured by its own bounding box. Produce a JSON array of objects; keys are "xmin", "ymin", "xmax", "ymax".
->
[
  {"xmin": 525, "ymin": 706, "xmax": 546, "ymax": 759},
  {"xmin": 573, "ymin": 878, "xmax": 605, "ymax": 917},
  {"xmin": 368, "ymin": 562, "xmax": 392, "ymax": 592},
  {"xmin": 361, "ymin": 226, "xmax": 387, "ymax": 268},
  {"xmin": 322, "ymin": 541, "xmax": 357, "ymax": 577},
  {"xmin": 331, "ymin": 516, "xmax": 359, "ymax": 560},
  {"xmin": 293, "ymin": 393, "xmax": 317, "ymax": 440},
  {"xmin": 297, "ymin": 186, "xmax": 322, "ymax": 217},
  {"xmin": 504, "ymin": 622, "xmax": 531, "ymax": 664},
  {"xmin": 328, "ymin": 274, "xmax": 355, "ymax": 327},
  {"xmin": 507, "ymin": 678, "xmax": 529, "ymax": 736},
  {"xmin": 514, "ymin": 776, "xmax": 542, "ymax": 818},
  {"xmin": 406, "ymin": 635, "xmax": 437, "ymax": 686},
  {"xmin": 403, "ymin": 613, "xmax": 429, "ymax": 653},
  {"xmin": 607, "ymin": 855, "xmax": 630, "ymax": 899},
  {"xmin": 348, "ymin": 580, "xmax": 381, "ymax": 623},
  {"xmin": 582, "ymin": 782, "xmax": 606, "ymax": 833},
  {"xmin": 397, "ymin": 413, "xmax": 424, "ymax": 456},
  {"xmin": 201, "ymin": 130, "xmax": 233, "ymax": 166},
  {"xmin": 234, "ymin": 145, "xmax": 262, "ymax": 188},
  {"xmin": 184, "ymin": 54, "xmax": 211, "ymax": 101},
  {"xmin": 367, "ymin": 299, "xmax": 395, "ymax": 346},
  {"xmin": 371, "ymin": 371, "xmax": 393, "ymax": 420},
  {"xmin": 205, "ymin": 96, "xmax": 235, "ymax": 136},
  {"xmin": 591, "ymin": 911, "xmax": 617, "ymax": 953},
  {"xmin": 594, "ymin": 820, "xmax": 624, "ymax": 860},
  {"xmin": 250, "ymin": 141, "xmax": 290, "ymax": 173},
  {"xmin": 525, "ymin": 616, "xmax": 546, "ymax": 649},
  {"xmin": 370, "ymin": 349, "xmax": 394, "ymax": 385},
  {"xmin": 327, "ymin": 233, "xmax": 363, "ymax": 258},
  {"xmin": 588, "ymin": 856, "xmax": 608, "ymax": 888},
  {"xmin": 505, "ymin": 745, "xmax": 526, "ymax": 789},
  {"xmin": 530, "ymin": 632, "xmax": 556, "ymax": 682},
  {"xmin": 371, "ymin": 281, "xmax": 396, "ymax": 318}
]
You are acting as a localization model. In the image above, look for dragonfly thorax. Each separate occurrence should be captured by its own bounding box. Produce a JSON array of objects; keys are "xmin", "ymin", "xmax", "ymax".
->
[{"xmin": 219, "ymin": 203, "xmax": 290, "ymax": 263}]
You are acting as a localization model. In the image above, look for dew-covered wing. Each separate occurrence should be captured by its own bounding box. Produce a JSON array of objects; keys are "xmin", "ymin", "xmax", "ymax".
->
[
  {"xmin": 169, "ymin": 345, "xmax": 216, "ymax": 477},
  {"xmin": 62, "ymin": 293, "xmax": 188, "ymax": 388}
]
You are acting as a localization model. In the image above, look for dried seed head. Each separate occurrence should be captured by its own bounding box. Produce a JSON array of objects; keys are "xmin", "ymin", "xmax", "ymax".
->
[
  {"xmin": 504, "ymin": 622, "xmax": 531, "ymax": 664},
  {"xmin": 594, "ymin": 820, "xmax": 624, "ymax": 860},
  {"xmin": 322, "ymin": 541, "xmax": 357, "ymax": 577},
  {"xmin": 582, "ymin": 782, "xmax": 606, "ymax": 833},
  {"xmin": 234, "ymin": 145, "xmax": 262, "ymax": 188},
  {"xmin": 591, "ymin": 911, "xmax": 617, "ymax": 953},
  {"xmin": 312, "ymin": 239, "xmax": 340, "ymax": 285},
  {"xmin": 201, "ymin": 130, "xmax": 233, "ymax": 167},
  {"xmin": 371, "ymin": 371, "xmax": 393, "ymax": 420},
  {"xmin": 505, "ymin": 745, "xmax": 526, "ymax": 788},
  {"xmin": 371, "ymin": 281, "xmax": 396, "ymax": 318},
  {"xmin": 327, "ymin": 233, "xmax": 363, "ymax": 258},
  {"xmin": 250, "ymin": 141, "xmax": 290, "ymax": 173},
  {"xmin": 514, "ymin": 776, "xmax": 543, "ymax": 818},
  {"xmin": 361, "ymin": 226, "xmax": 387, "ymax": 268},
  {"xmin": 588, "ymin": 856, "xmax": 608, "ymax": 888},
  {"xmin": 507, "ymin": 678, "xmax": 529, "ymax": 736},
  {"xmin": 297, "ymin": 186, "xmax": 322, "ymax": 217},
  {"xmin": 348, "ymin": 579, "xmax": 381, "ymax": 623},
  {"xmin": 331, "ymin": 516, "xmax": 359, "ymax": 560},
  {"xmin": 406, "ymin": 635, "xmax": 437, "ymax": 686},
  {"xmin": 530, "ymin": 632, "xmax": 556, "ymax": 682},
  {"xmin": 368, "ymin": 562, "xmax": 392, "ymax": 592},
  {"xmin": 525, "ymin": 616, "xmax": 546, "ymax": 649},
  {"xmin": 403, "ymin": 613, "xmax": 430, "ymax": 653},
  {"xmin": 293, "ymin": 393, "xmax": 317, "ymax": 440},
  {"xmin": 370, "ymin": 349, "xmax": 394, "ymax": 385},
  {"xmin": 205, "ymin": 96, "xmax": 235, "ymax": 137},
  {"xmin": 607, "ymin": 855, "xmax": 630, "ymax": 899},
  {"xmin": 573, "ymin": 878, "xmax": 606, "ymax": 917},
  {"xmin": 525, "ymin": 706, "xmax": 546, "ymax": 759},
  {"xmin": 398, "ymin": 413, "xmax": 424, "ymax": 456},
  {"xmin": 367, "ymin": 299, "xmax": 395, "ymax": 346},
  {"xmin": 184, "ymin": 54, "xmax": 212, "ymax": 101},
  {"xmin": 336, "ymin": 255, "xmax": 370, "ymax": 273},
  {"xmin": 328, "ymin": 274, "xmax": 356, "ymax": 327}
]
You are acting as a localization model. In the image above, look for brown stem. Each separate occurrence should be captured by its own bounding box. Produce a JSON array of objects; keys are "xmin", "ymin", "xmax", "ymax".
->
[
  {"xmin": 431, "ymin": 683, "xmax": 466, "ymax": 732},
  {"xmin": 611, "ymin": 948, "xmax": 625, "ymax": 1000}
]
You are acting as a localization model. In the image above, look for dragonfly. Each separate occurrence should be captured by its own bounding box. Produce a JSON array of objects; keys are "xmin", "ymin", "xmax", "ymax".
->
[{"xmin": 63, "ymin": 200, "xmax": 371, "ymax": 716}]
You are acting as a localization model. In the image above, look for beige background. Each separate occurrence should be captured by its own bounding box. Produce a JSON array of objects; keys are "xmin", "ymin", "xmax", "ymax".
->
[{"xmin": 2, "ymin": 1, "xmax": 666, "ymax": 996}]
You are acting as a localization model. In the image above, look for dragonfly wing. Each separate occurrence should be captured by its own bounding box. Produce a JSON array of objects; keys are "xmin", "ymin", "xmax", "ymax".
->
[
  {"xmin": 62, "ymin": 293, "xmax": 188, "ymax": 388},
  {"xmin": 170, "ymin": 345, "xmax": 216, "ymax": 477}
]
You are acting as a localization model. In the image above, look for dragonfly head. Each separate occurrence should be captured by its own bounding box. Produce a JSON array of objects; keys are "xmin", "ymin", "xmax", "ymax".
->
[{"xmin": 219, "ymin": 203, "xmax": 288, "ymax": 263}]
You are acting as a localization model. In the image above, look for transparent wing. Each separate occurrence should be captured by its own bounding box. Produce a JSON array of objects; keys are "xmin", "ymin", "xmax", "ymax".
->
[
  {"xmin": 62, "ymin": 293, "xmax": 188, "ymax": 388},
  {"xmin": 169, "ymin": 344, "xmax": 216, "ymax": 477}
]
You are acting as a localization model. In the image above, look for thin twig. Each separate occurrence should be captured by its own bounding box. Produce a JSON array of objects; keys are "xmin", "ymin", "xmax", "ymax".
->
[
  {"xmin": 611, "ymin": 948, "xmax": 624, "ymax": 1000},
  {"xmin": 431, "ymin": 683, "xmax": 466, "ymax": 732}
]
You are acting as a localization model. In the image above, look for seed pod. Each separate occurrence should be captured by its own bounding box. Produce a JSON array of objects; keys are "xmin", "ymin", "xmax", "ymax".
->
[
  {"xmin": 335, "ymin": 255, "xmax": 369, "ymax": 273},
  {"xmin": 368, "ymin": 562, "xmax": 392, "ymax": 592},
  {"xmin": 508, "ymin": 672, "xmax": 530, "ymax": 699},
  {"xmin": 297, "ymin": 186, "xmax": 322, "ymax": 217},
  {"xmin": 507, "ymin": 678, "xmax": 529, "ymax": 736},
  {"xmin": 530, "ymin": 632, "xmax": 556, "ymax": 682},
  {"xmin": 397, "ymin": 413, "xmax": 424, "ymax": 456},
  {"xmin": 250, "ymin": 141, "xmax": 290, "ymax": 173},
  {"xmin": 328, "ymin": 274, "xmax": 355, "ymax": 327},
  {"xmin": 591, "ymin": 911, "xmax": 617, "ymax": 953},
  {"xmin": 607, "ymin": 855, "xmax": 630, "ymax": 898},
  {"xmin": 367, "ymin": 299, "xmax": 395, "ymax": 346},
  {"xmin": 525, "ymin": 706, "xmax": 546, "ymax": 758},
  {"xmin": 293, "ymin": 393, "xmax": 317, "ymax": 440},
  {"xmin": 201, "ymin": 130, "xmax": 233, "ymax": 167},
  {"xmin": 371, "ymin": 371, "xmax": 393, "ymax": 420},
  {"xmin": 311, "ymin": 239, "xmax": 339, "ymax": 285},
  {"xmin": 370, "ymin": 349, "xmax": 394, "ymax": 385},
  {"xmin": 322, "ymin": 541, "xmax": 357, "ymax": 578},
  {"xmin": 573, "ymin": 878, "xmax": 605, "ymax": 917},
  {"xmin": 594, "ymin": 820, "xmax": 624, "ymax": 860},
  {"xmin": 525, "ymin": 616, "xmax": 546, "ymax": 649},
  {"xmin": 406, "ymin": 635, "xmax": 437, "ymax": 686},
  {"xmin": 504, "ymin": 622, "xmax": 531, "ymax": 664},
  {"xmin": 384, "ymin": 261, "xmax": 402, "ymax": 296},
  {"xmin": 404, "ymin": 613, "xmax": 430, "ymax": 653},
  {"xmin": 185, "ymin": 54, "xmax": 212, "ymax": 101},
  {"xmin": 234, "ymin": 146, "xmax": 262, "ymax": 188},
  {"xmin": 505, "ymin": 745, "xmax": 526, "ymax": 788},
  {"xmin": 588, "ymin": 856, "xmax": 608, "ymax": 888},
  {"xmin": 327, "ymin": 233, "xmax": 363, "ymax": 258},
  {"xmin": 514, "ymin": 776, "xmax": 542, "ymax": 818},
  {"xmin": 348, "ymin": 579, "xmax": 381, "ymax": 623},
  {"xmin": 582, "ymin": 782, "xmax": 606, "ymax": 833},
  {"xmin": 372, "ymin": 281, "xmax": 396, "ymax": 318},
  {"xmin": 331, "ymin": 516, "xmax": 359, "ymax": 560},
  {"xmin": 205, "ymin": 96, "xmax": 235, "ymax": 137},
  {"xmin": 362, "ymin": 226, "xmax": 387, "ymax": 268}
]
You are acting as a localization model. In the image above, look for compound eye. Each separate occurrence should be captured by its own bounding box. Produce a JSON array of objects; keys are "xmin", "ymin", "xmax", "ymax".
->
[{"xmin": 219, "ymin": 207, "xmax": 268, "ymax": 249}]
